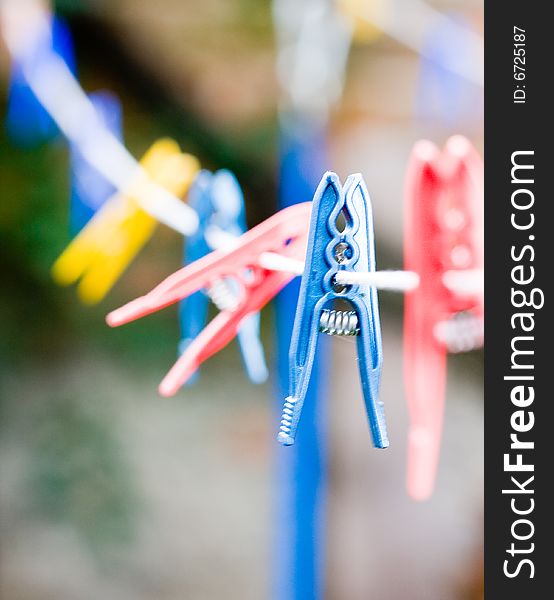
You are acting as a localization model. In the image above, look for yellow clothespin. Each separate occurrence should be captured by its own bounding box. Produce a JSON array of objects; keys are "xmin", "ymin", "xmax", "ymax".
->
[
  {"xmin": 52, "ymin": 138, "xmax": 199, "ymax": 304},
  {"xmin": 336, "ymin": 0, "xmax": 385, "ymax": 44}
]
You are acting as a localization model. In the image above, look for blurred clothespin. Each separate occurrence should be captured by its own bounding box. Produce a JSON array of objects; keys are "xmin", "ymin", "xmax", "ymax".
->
[
  {"xmin": 179, "ymin": 170, "xmax": 268, "ymax": 384},
  {"xmin": 336, "ymin": 0, "xmax": 385, "ymax": 44},
  {"xmin": 52, "ymin": 138, "xmax": 199, "ymax": 304},
  {"xmin": 6, "ymin": 14, "xmax": 76, "ymax": 147},
  {"xmin": 403, "ymin": 135, "xmax": 483, "ymax": 501},
  {"xmin": 277, "ymin": 172, "xmax": 388, "ymax": 449},
  {"xmin": 416, "ymin": 14, "xmax": 482, "ymax": 127},
  {"xmin": 106, "ymin": 202, "xmax": 312, "ymax": 396},
  {"xmin": 69, "ymin": 91, "xmax": 124, "ymax": 234},
  {"xmin": 273, "ymin": 0, "xmax": 352, "ymax": 120}
]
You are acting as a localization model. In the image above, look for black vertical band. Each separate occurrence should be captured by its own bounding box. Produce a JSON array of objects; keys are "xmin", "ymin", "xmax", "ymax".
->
[{"xmin": 485, "ymin": 2, "xmax": 551, "ymax": 596}]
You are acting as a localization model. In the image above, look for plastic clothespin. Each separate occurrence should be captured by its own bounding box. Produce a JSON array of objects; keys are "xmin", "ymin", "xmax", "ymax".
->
[
  {"xmin": 69, "ymin": 91, "xmax": 124, "ymax": 234},
  {"xmin": 6, "ymin": 14, "xmax": 76, "ymax": 147},
  {"xmin": 337, "ymin": 0, "xmax": 385, "ymax": 44},
  {"xmin": 403, "ymin": 135, "xmax": 483, "ymax": 501},
  {"xmin": 52, "ymin": 138, "xmax": 199, "ymax": 304},
  {"xmin": 277, "ymin": 172, "xmax": 388, "ymax": 449},
  {"xmin": 179, "ymin": 170, "xmax": 268, "ymax": 384},
  {"xmin": 106, "ymin": 202, "xmax": 312, "ymax": 396}
]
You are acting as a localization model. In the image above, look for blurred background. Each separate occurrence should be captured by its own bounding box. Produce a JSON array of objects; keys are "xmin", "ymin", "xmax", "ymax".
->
[{"xmin": 0, "ymin": 1, "xmax": 483, "ymax": 598}]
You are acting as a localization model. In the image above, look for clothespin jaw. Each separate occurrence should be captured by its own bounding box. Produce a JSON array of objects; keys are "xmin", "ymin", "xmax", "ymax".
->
[
  {"xmin": 51, "ymin": 138, "xmax": 199, "ymax": 304},
  {"xmin": 209, "ymin": 170, "xmax": 248, "ymax": 237},
  {"xmin": 178, "ymin": 170, "xmax": 216, "ymax": 381},
  {"xmin": 107, "ymin": 202, "xmax": 312, "ymax": 396},
  {"xmin": 6, "ymin": 14, "xmax": 76, "ymax": 147},
  {"xmin": 179, "ymin": 170, "xmax": 269, "ymax": 384},
  {"xmin": 278, "ymin": 172, "xmax": 387, "ymax": 449},
  {"xmin": 69, "ymin": 91, "xmax": 123, "ymax": 234},
  {"xmin": 403, "ymin": 135, "xmax": 483, "ymax": 501}
]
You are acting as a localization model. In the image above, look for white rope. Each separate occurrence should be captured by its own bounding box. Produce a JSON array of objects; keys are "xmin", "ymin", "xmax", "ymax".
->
[
  {"xmin": 443, "ymin": 269, "xmax": 483, "ymax": 296},
  {"xmin": 258, "ymin": 252, "xmax": 419, "ymax": 291},
  {"xmin": 336, "ymin": 269, "xmax": 419, "ymax": 290}
]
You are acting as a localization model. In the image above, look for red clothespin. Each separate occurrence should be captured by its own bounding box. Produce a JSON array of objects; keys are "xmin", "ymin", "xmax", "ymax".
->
[
  {"xmin": 106, "ymin": 202, "xmax": 312, "ymax": 396},
  {"xmin": 403, "ymin": 135, "xmax": 483, "ymax": 501}
]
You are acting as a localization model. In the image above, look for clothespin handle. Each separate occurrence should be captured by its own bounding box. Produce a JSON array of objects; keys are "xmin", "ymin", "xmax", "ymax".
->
[{"xmin": 107, "ymin": 202, "xmax": 312, "ymax": 327}]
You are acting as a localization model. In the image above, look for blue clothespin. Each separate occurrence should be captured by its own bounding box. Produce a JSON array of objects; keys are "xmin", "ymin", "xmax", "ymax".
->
[
  {"xmin": 179, "ymin": 169, "xmax": 269, "ymax": 384},
  {"xmin": 6, "ymin": 15, "xmax": 76, "ymax": 147},
  {"xmin": 416, "ymin": 14, "xmax": 481, "ymax": 127},
  {"xmin": 277, "ymin": 172, "xmax": 388, "ymax": 448},
  {"xmin": 69, "ymin": 91, "xmax": 123, "ymax": 234}
]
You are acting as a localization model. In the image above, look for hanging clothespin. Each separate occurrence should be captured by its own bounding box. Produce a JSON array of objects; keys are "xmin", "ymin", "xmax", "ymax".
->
[
  {"xmin": 106, "ymin": 202, "xmax": 312, "ymax": 396},
  {"xmin": 180, "ymin": 170, "xmax": 268, "ymax": 384},
  {"xmin": 416, "ymin": 14, "xmax": 482, "ymax": 127},
  {"xmin": 336, "ymin": 0, "xmax": 385, "ymax": 44},
  {"xmin": 52, "ymin": 138, "xmax": 199, "ymax": 304},
  {"xmin": 277, "ymin": 172, "xmax": 388, "ymax": 449},
  {"xmin": 404, "ymin": 135, "xmax": 483, "ymax": 501},
  {"xmin": 69, "ymin": 91, "xmax": 123, "ymax": 234},
  {"xmin": 6, "ymin": 13, "xmax": 76, "ymax": 147},
  {"xmin": 273, "ymin": 0, "xmax": 352, "ymax": 121}
]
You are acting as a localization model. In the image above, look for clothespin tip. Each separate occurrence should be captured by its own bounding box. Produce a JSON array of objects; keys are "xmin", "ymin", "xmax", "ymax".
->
[
  {"xmin": 105, "ymin": 312, "xmax": 118, "ymax": 327},
  {"xmin": 406, "ymin": 428, "xmax": 438, "ymax": 501},
  {"xmin": 446, "ymin": 134, "xmax": 472, "ymax": 157},
  {"xmin": 158, "ymin": 380, "xmax": 177, "ymax": 398},
  {"xmin": 322, "ymin": 170, "xmax": 341, "ymax": 185},
  {"xmin": 105, "ymin": 300, "xmax": 143, "ymax": 327},
  {"xmin": 413, "ymin": 139, "xmax": 439, "ymax": 163},
  {"xmin": 277, "ymin": 433, "xmax": 295, "ymax": 446}
]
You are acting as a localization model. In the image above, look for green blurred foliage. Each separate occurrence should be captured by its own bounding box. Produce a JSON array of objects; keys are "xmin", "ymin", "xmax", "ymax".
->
[
  {"xmin": 27, "ymin": 394, "xmax": 137, "ymax": 552},
  {"xmin": 0, "ymin": 7, "xmax": 279, "ymax": 562},
  {"xmin": 0, "ymin": 117, "xmax": 71, "ymax": 362}
]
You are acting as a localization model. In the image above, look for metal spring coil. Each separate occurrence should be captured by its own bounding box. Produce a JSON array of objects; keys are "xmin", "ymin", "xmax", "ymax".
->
[
  {"xmin": 208, "ymin": 279, "xmax": 239, "ymax": 312},
  {"xmin": 319, "ymin": 309, "xmax": 360, "ymax": 336},
  {"xmin": 277, "ymin": 396, "xmax": 297, "ymax": 445}
]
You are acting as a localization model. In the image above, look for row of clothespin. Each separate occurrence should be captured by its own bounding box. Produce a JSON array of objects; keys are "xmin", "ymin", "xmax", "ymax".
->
[
  {"xmin": 104, "ymin": 135, "xmax": 483, "ymax": 501},
  {"xmin": 4, "ymin": 8, "xmax": 483, "ymax": 502}
]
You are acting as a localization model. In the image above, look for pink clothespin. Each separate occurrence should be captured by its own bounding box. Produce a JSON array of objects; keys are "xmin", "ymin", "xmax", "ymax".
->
[
  {"xmin": 403, "ymin": 135, "xmax": 483, "ymax": 501},
  {"xmin": 106, "ymin": 202, "xmax": 312, "ymax": 396}
]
